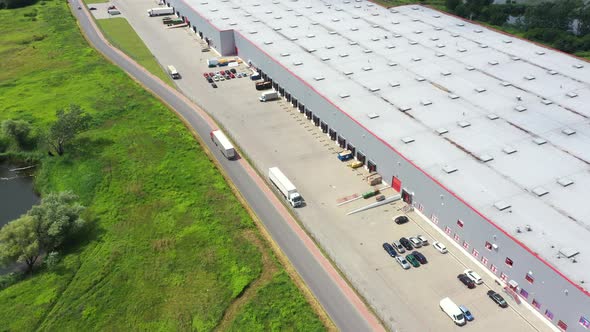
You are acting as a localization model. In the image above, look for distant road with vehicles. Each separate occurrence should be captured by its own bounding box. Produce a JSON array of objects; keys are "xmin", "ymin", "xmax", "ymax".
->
[{"xmin": 67, "ymin": 1, "xmax": 384, "ymax": 331}]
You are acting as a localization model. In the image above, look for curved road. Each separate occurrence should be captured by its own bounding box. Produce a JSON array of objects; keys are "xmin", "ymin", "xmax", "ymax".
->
[{"xmin": 68, "ymin": 1, "xmax": 384, "ymax": 331}]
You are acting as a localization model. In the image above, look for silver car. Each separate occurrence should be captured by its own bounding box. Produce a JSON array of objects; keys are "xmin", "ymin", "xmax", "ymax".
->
[
  {"xmin": 396, "ymin": 256, "xmax": 411, "ymax": 269},
  {"xmin": 417, "ymin": 235, "xmax": 428, "ymax": 246},
  {"xmin": 392, "ymin": 240, "xmax": 406, "ymax": 254},
  {"xmin": 409, "ymin": 236, "xmax": 422, "ymax": 248}
]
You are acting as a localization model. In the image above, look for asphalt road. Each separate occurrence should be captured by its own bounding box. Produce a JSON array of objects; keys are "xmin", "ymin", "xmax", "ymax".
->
[{"xmin": 68, "ymin": 2, "xmax": 382, "ymax": 331}]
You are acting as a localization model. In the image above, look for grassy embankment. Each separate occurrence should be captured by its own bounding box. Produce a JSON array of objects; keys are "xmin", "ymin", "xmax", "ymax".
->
[
  {"xmin": 0, "ymin": 1, "xmax": 325, "ymax": 331},
  {"xmin": 96, "ymin": 17, "xmax": 175, "ymax": 86}
]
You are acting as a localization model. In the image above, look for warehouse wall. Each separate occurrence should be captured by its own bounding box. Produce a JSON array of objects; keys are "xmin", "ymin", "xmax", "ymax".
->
[
  {"xmin": 166, "ymin": 0, "xmax": 222, "ymax": 52},
  {"xmin": 233, "ymin": 30, "xmax": 590, "ymax": 331}
]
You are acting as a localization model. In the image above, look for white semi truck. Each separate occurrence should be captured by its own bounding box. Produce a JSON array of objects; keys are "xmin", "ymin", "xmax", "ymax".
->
[
  {"xmin": 439, "ymin": 297, "xmax": 466, "ymax": 326},
  {"xmin": 147, "ymin": 7, "xmax": 174, "ymax": 17},
  {"xmin": 259, "ymin": 90, "xmax": 279, "ymax": 102},
  {"xmin": 268, "ymin": 167, "xmax": 303, "ymax": 208},
  {"xmin": 210, "ymin": 130, "xmax": 236, "ymax": 160}
]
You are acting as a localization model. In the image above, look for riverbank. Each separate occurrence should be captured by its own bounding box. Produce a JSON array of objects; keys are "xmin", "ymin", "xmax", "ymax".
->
[{"xmin": 0, "ymin": 1, "xmax": 324, "ymax": 330}]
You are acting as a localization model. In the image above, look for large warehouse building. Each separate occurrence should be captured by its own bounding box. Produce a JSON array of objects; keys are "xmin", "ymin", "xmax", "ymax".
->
[{"xmin": 164, "ymin": 0, "xmax": 590, "ymax": 330}]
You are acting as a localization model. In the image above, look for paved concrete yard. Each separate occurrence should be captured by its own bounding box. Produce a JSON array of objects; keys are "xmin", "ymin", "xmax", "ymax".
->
[{"xmin": 108, "ymin": 0, "xmax": 554, "ymax": 331}]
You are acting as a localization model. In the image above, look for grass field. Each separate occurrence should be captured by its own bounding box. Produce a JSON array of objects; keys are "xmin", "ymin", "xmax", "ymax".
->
[
  {"xmin": 0, "ymin": 1, "xmax": 325, "ymax": 331},
  {"xmin": 97, "ymin": 17, "xmax": 175, "ymax": 86}
]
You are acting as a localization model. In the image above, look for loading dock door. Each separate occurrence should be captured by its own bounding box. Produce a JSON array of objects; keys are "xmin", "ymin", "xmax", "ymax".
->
[
  {"xmin": 367, "ymin": 160, "xmax": 377, "ymax": 172},
  {"xmin": 305, "ymin": 109, "xmax": 312, "ymax": 120},
  {"xmin": 337, "ymin": 136, "xmax": 346, "ymax": 148},
  {"xmin": 320, "ymin": 121, "xmax": 328, "ymax": 133},
  {"xmin": 299, "ymin": 104, "xmax": 305, "ymax": 113},
  {"xmin": 292, "ymin": 98, "xmax": 298, "ymax": 108},
  {"xmin": 329, "ymin": 129, "xmax": 337, "ymax": 141},
  {"xmin": 392, "ymin": 176, "xmax": 402, "ymax": 192},
  {"xmin": 286, "ymin": 93, "xmax": 291, "ymax": 102},
  {"xmin": 356, "ymin": 151, "xmax": 366, "ymax": 165},
  {"xmin": 273, "ymin": 82, "xmax": 279, "ymax": 90},
  {"xmin": 401, "ymin": 188, "xmax": 413, "ymax": 204},
  {"xmin": 346, "ymin": 143, "xmax": 356, "ymax": 156},
  {"xmin": 312, "ymin": 115, "xmax": 320, "ymax": 126}
]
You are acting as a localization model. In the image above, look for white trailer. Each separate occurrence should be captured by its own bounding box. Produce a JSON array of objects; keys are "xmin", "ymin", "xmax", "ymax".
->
[
  {"xmin": 439, "ymin": 297, "xmax": 466, "ymax": 326},
  {"xmin": 147, "ymin": 7, "xmax": 174, "ymax": 17},
  {"xmin": 210, "ymin": 130, "xmax": 236, "ymax": 160},
  {"xmin": 259, "ymin": 90, "xmax": 279, "ymax": 102},
  {"xmin": 268, "ymin": 167, "xmax": 303, "ymax": 208}
]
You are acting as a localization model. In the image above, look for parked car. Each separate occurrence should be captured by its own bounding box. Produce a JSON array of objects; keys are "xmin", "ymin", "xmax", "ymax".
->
[
  {"xmin": 203, "ymin": 73, "xmax": 209, "ymax": 78},
  {"xmin": 406, "ymin": 254, "xmax": 420, "ymax": 267},
  {"xmin": 464, "ymin": 269, "xmax": 483, "ymax": 284},
  {"xmin": 230, "ymin": 68, "xmax": 237, "ymax": 73},
  {"xmin": 394, "ymin": 215, "xmax": 409, "ymax": 225},
  {"xmin": 433, "ymin": 241, "xmax": 448, "ymax": 254},
  {"xmin": 459, "ymin": 305, "xmax": 474, "ymax": 321},
  {"xmin": 211, "ymin": 83, "xmax": 218, "ymax": 88},
  {"xmin": 213, "ymin": 76, "xmax": 220, "ymax": 82},
  {"xmin": 392, "ymin": 241, "xmax": 406, "ymax": 254},
  {"xmin": 383, "ymin": 242, "xmax": 397, "ymax": 257},
  {"xmin": 230, "ymin": 73, "xmax": 235, "ymax": 79},
  {"xmin": 409, "ymin": 236, "xmax": 422, "ymax": 248},
  {"xmin": 209, "ymin": 72, "xmax": 214, "ymax": 77},
  {"xmin": 400, "ymin": 237, "xmax": 413, "ymax": 251},
  {"xmin": 457, "ymin": 274, "xmax": 476, "ymax": 289},
  {"xmin": 417, "ymin": 235, "xmax": 428, "ymax": 246},
  {"xmin": 207, "ymin": 77, "xmax": 213, "ymax": 83},
  {"xmin": 396, "ymin": 256, "xmax": 410, "ymax": 269},
  {"xmin": 412, "ymin": 251, "xmax": 428, "ymax": 264},
  {"xmin": 487, "ymin": 290, "xmax": 508, "ymax": 308},
  {"xmin": 89, "ymin": 6, "xmax": 97, "ymax": 10}
]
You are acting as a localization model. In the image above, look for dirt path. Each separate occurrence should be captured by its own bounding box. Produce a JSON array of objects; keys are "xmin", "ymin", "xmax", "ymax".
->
[{"xmin": 214, "ymin": 229, "xmax": 279, "ymax": 331}]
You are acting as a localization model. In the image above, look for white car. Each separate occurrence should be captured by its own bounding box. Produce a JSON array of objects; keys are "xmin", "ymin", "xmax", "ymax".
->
[
  {"xmin": 433, "ymin": 241, "xmax": 448, "ymax": 254},
  {"xmin": 417, "ymin": 235, "xmax": 428, "ymax": 246},
  {"xmin": 409, "ymin": 236, "xmax": 422, "ymax": 248},
  {"xmin": 396, "ymin": 256, "xmax": 411, "ymax": 269},
  {"xmin": 464, "ymin": 269, "xmax": 483, "ymax": 284}
]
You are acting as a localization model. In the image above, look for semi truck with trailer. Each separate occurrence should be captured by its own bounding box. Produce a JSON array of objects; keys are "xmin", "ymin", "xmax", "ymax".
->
[
  {"xmin": 147, "ymin": 7, "xmax": 174, "ymax": 17},
  {"xmin": 439, "ymin": 297, "xmax": 466, "ymax": 326},
  {"xmin": 268, "ymin": 167, "xmax": 303, "ymax": 208},
  {"xmin": 210, "ymin": 130, "xmax": 236, "ymax": 160},
  {"xmin": 259, "ymin": 90, "xmax": 279, "ymax": 102}
]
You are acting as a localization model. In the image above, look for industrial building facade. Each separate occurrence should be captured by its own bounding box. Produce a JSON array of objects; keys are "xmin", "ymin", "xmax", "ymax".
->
[{"xmin": 164, "ymin": 0, "xmax": 590, "ymax": 330}]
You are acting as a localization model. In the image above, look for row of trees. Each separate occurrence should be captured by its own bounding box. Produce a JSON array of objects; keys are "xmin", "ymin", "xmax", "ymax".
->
[
  {"xmin": 0, "ymin": 191, "xmax": 85, "ymax": 273},
  {"xmin": 445, "ymin": 0, "xmax": 590, "ymax": 54},
  {"xmin": 1, "ymin": 104, "xmax": 92, "ymax": 155}
]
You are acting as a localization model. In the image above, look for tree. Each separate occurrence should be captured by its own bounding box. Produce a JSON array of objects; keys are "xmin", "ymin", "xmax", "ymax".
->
[
  {"xmin": 0, "ymin": 215, "xmax": 40, "ymax": 273},
  {"xmin": 446, "ymin": 0, "xmax": 461, "ymax": 11},
  {"xmin": 28, "ymin": 191, "xmax": 86, "ymax": 251},
  {"xmin": 2, "ymin": 119, "xmax": 31, "ymax": 149},
  {"xmin": 47, "ymin": 105, "xmax": 92, "ymax": 156}
]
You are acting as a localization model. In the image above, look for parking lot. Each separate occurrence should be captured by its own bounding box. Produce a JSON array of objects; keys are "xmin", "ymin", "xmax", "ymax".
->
[{"xmin": 103, "ymin": 0, "xmax": 554, "ymax": 331}]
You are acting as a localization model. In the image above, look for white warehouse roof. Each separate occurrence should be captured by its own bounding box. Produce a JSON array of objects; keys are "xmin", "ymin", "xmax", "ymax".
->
[{"xmin": 191, "ymin": 0, "xmax": 590, "ymax": 287}]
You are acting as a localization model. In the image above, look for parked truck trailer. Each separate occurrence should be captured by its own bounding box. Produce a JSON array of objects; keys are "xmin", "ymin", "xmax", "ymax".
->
[
  {"xmin": 268, "ymin": 167, "xmax": 303, "ymax": 208},
  {"xmin": 147, "ymin": 7, "xmax": 174, "ymax": 17},
  {"xmin": 210, "ymin": 130, "xmax": 236, "ymax": 160},
  {"xmin": 259, "ymin": 90, "xmax": 279, "ymax": 102}
]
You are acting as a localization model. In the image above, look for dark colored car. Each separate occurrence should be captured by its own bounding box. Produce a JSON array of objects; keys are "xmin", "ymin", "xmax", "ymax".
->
[
  {"xmin": 394, "ymin": 215, "xmax": 409, "ymax": 224},
  {"xmin": 207, "ymin": 77, "xmax": 213, "ymax": 83},
  {"xmin": 211, "ymin": 83, "xmax": 218, "ymax": 88},
  {"xmin": 406, "ymin": 254, "xmax": 420, "ymax": 267},
  {"xmin": 400, "ymin": 237, "xmax": 413, "ymax": 251},
  {"xmin": 487, "ymin": 290, "xmax": 508, "ymax": 308},
  {"xmin": 230, "ymin": 68, "xmax": 237, "ymax": 73},
  {"xmin": 383, "ymin": 243, "xmax": 397, "ymax": 257},
  {"xmin": 89, "ymin": 6, "xmax": 97, "ymax": 10},
  {"xmin": 412, "ymin": 251, "xmax": 427, "ymax": 264},
  {"xmin": 458, "ymin": 274, "xmax": 476, "ymax": 289},
  {"xmin": 230, "ymin": 73, "xmax": 235, "ymax": 79},
  {"xmin": 209, "ymin": 72, "xmax": 214, "ymax": 77}
]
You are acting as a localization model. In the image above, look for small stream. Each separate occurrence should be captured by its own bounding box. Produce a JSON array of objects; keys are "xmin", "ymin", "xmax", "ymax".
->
[{"xmin": 0, "ymin": 162, "xmax": 40, "ymax": 274}]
